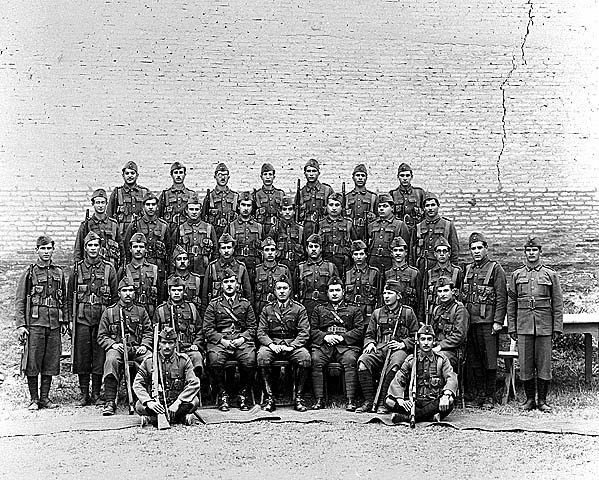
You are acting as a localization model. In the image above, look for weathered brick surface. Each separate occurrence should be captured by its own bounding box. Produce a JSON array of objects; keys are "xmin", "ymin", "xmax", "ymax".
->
[{"xmin": 0, "ymin": 0, "xmax": 597, "ymax": 264}]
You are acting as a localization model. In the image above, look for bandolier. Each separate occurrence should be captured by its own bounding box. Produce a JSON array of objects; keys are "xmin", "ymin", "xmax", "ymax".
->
[
  {"xmin": 228, "ymin": 191, "xmax": 264, "ymax": 281},
  {"xmin": 388, "ymin": 162, "xmax": 426, "ymax": 226},
  {"xmin": 273, "ymin": 197, "xmax": 305, "ymax": 273},
  {"xmin": 298, "ymin": 158, "xmax": 334, "ymax": 238},
  {"xmin": 176, "ymin": 214, "xmax": 217, "ymax": 276},
  {"xmin": 128, "ymin": 214, "xmax": 169, "ymax": 280},
  {"xmin": 345, "ymin": 239, "xmax": 380, "ymax": 320},
  {"xmin": 254, "ymin": 238, "xmax": 291, "ymax": 316},
  {"xmin": 344, "ymin": 164, "xmax": 377, "ymax": 241},
  {"xmin": 107, "ymin": 161, "xmax": 149, "ymax": 237},
  {"xmin": 203, "ymin": 256, "xmax": 252, "ymax": 307},
  {"xmin": 384, "ymin": 237, "xmax": 422, "ymax": 317},
  {"xmin": 158, "ymin": 161, "xmax": 195, "ymax": 225},
  {"xmin": 121, "ymin": 259, "xmax": 160, "ymax": 318},
  {"xmin": 203, "ymin": 188, "xmax": 238, "ymax": 239},
  {"xmin": 254, "ymin": 189, "xmax": 284, "ymax": 237},
  {"xmin": 318, "ymin": 212, "xmax": 354, "ymax": 277},
  {"xmin": 424, "ymin": 259, "xmax": 463, "ymax": 322}
]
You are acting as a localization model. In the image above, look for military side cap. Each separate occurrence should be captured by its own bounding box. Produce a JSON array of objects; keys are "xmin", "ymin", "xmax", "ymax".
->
[
  {"xmin": 327, "ymin": 275, "xmax": 343, "ymax": 287},
  {"xmin": 167, "ymin": 276, "xmax": 185, "ymax": 288},
  {"xmin": 306, "ymin": 233, "xmax": 322, "ymax": 245},
  {"xmin": 170, "ymin": 161, "xmax": 186, "ymax": 173},
  {"xmin": 215, "ymin": 162, "xmax": 229, "ymax": 174},
  {"xmin": 351, "ymin": 240, "xmax": 367, "ymax": 252},
  {"xmin": 384, "ymin": 280, "xmax": 402, "ymax": 294},
  {"xmin": 304, "ymin": 158, "xmax": 320, "ymax": 171},
  {"xmin": 239, "ymin": 191, "xmax": 253, "ymax": 202},
  {"xmin": 91, "ymin": 188, "xmax": 107, "ymax": 200},
  {"xmin": 261, "ymin": 237, "xmax": 276, "ymax": 248},
  {"xmin": 424, "ymin": 192, "xmax": 440, "ymax": 205},
  {"xmin": 130, "ymin": 232, "xmax": 147, "ymax": 244},
  {"xmin": 84, "ymin": 231, "xmax": 101, "ymax": 245},
  {"xmin": 222, "ymin": 267, "xmax": 237, "ymax": 280},
  {"xmin": 434, "ymin": 237, "xmax": 451, "ymax": 250},
  {"xmin": 418, "ymin": 324, "xmax": 436, "ymax": 337},
  {"xmin": 159, "ymin": 326, "xmax": 178, "ymax": 341},
  {"xmin": 436, "ymin": 276, "xmax": 454, "ymax": 288},
  {"xmin": 377, "ymin": 193, "xmax": 394, "ymax": 205},
  {"xmin": 36, "ymin": 235, "xmax": 54, "ymax": 247},
  {"xmin": 219, "ymin": 232, "xmax": 236, "ymax": 245},
  {"xmin": 122, "ymin": 161, "xmax": 138, "ymax": 172},
  {"xmin": 524, "ymin": 236, "xmax": 542, "ymax": 249},
  {"xmin": 172, "ymin": 244, "xmax": 187, "ymax": 259},
  {"xmin": 142, "ymin": 191, "xmax": 158, "ymax": 204},
  {"xmin": 397, "ymin": 162, "xmax": 412, "ymax": 174},
  {"xmin": 353, "ymin": 164, "xmax": 367, "ymax": 175},
  {"xmin": 188, "ymin": 192, "xmax": 201, "ymax": 205},
  {"xmin": 276, "ymin": 274, "xmax": 291, "ymax": 286},
  {"xmin": 118, "ymin": 277, "xmax": 136, "ymax": 290},
  {"xmin": 469, "ymin": 232, "xmax": 487, "ymax": 246},
  {"xmin": 390, "ymin": 236, "xmax": 408, "ymax": 248},
  {"xmin": 261, "ymin": 162, "xmax": 275, "ymax": 174},
  {"xmin": 329, "ymin": 192, "xmax": 343, "ymax": 203},
  {"xmin": 281, "ymin": 196, "xmax": 295, "ymax": 207}
]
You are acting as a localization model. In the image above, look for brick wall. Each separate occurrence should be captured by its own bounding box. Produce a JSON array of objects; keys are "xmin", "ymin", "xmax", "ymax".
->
[{"xmin": 0, "ymin": 0, "xmax": 597, "ymax": 264}]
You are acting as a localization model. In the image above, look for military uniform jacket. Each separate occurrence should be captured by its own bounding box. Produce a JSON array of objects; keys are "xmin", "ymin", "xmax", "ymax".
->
[
  {"xmin": 367, "ymin": 217, "xmax": 410, "ymax": 257},
  {"xmin": 68, "ymin": 258, "xmax": 118, "ymax": 326},
  {"xmin": 364, "ymin": 304, "xmax": 418, "ymax": 349},
  {"xmin": 310, "ymin": 301, "xmax": 365, "ymax": 350},
  {"xmin": 202, "ymin": 258, "xmax": 253, "ymax": 306},
  {"xmin": 254, "ymin": 186, "xmax": 285, "ymax": 230},
  {"xmin": 15, "ymin": 261, "xmax": 68, "ymax": 330},
  {"xmin": 228, "ymin": 217, "xmax": 264, "ymax": 260},
  {"xmin": 344, "ymin": 188, "xmax": 377, "ymax": 239},
  {"xmin": 318, "ymin": 216, "xmax": 356, "ymax": 257},
  {"xmin": 461, "ymin": 257, "xmax": 507, "ymax": 325},
  {"xmin": 158, "ymin": 184, "xmax": 196, "ymax": 223},
  {"xmin": 415, "ymin": 216, "xmax": 459, "ymax": 264},
  {"xmin": 258, "ymin": 300, "xmax": 310, "ymax": 349},
  {"xmin": 273, "ymin": 218, "xmax": 304, "ymax": 264},
  {"xmin": 388, "ymin": 185, "xmax": 426, "ymax": 225},
  {"xmin": 345, "ymin": 264, "xmax": 381, "ymax": 308},
  {"xmin": 124, "ymin": 215, "xmax": 171, "ymax": 266},
  {"xmin": 168, "ymin": 271, "xmax": 202, "ymax": 311},
  {"xmin": 107, "ymin": 183, "xmax": 149, "ymax": 235},
  {"xmin": 424, "ymin": 263, "xmax": 463, "ymax": 307},
  {"xmin": 384, "ymin": 263, "xmax": 422, "ymax": 314},
  {"xmin": 153, "ymin": 300, "xmax": 203, "ymax": 350},
  {"xmin": 254, "ymin": 262, "xmax": 291, "ymax": 312},
  {"xmin": 73, "ymin": 214, "xmax": 123, "ymax": 267},
  {"xmin": 203, "ymin": 294, "xmax": 257, "ymax": 345},
  {"xmin": 299, "ymin": 181, "xmax": 333, "ymax": 224},
  {"xmin": 119, "ymin": 260, "xmax": 161, "ymax": 311},
  {"xmin": 296, "ymin": 258, "xmax": 340, "ymax": 303},
  {"xmin": 431, "ymin": 299, "xmax": 469, "ymax": 351},
  {"xmin": 97, "ymin": 301, "xmax": 153, "ymax": 351},
  {"xmin": 203, "ymin": 187, "xmax": 238, "ymax": 234},
  {"xmin": 507, "ymin": 263, "xmax": 563, "ymax": 336},
  {"xmin": 174, "ymin": 219, "xmax": 218, "ymax": 275},
  {"xmin": 134, "ymin": 351, "xmax": 201, "ymax": 406}
]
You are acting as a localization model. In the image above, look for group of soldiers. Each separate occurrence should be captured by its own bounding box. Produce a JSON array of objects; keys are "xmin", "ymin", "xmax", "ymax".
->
[{"xmin": 14, "ymin": 159, "xmax": 564, "ymax": 426}]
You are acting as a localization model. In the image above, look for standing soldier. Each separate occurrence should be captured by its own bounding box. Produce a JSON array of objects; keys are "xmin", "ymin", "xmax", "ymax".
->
[
  {"xmin": 384, "ymin": 237, "xmax": 422, "ymax": 319},
  {"xmin": 254, "ymin": 163, "xmax": 285, "ymax": 237},
  {"xmin": 168, "ymin": 245, "xmax": 203, "ymax": 312},
  {"xmin": 203, "ymin": 233, "xmax": 253, "ymax": 308},
  {"xmin": 107, "ymin": 161, "xmax": 149, "ymax": 238},
  {"xmin": 15, "ymin": 235, "xmax": 68, "ymax": 410},
  {"xmin": 158, "ymin": 161, "xmax": 196, "ymax": 227},
  {"xmin": 507, "ymin": 237, "xmax": 563, "ymax": 413},
  {"xmin": 202, "ymin": 163, "xmax": 239, "ymax": 238},
  {"xmin": 310, "ymin": 277, "xmax": 365, "ymax": 411},
  {"xmin": 69, "ymin": 232, "xmax": 118, "ymax": 406},
  {"xmin": 119, "ymin": 233, "xmax": 161, "ymax": 318},
  {"xmin": 98, "ymin": 277, "xmax": 153, "ymax": 416},
  {"xmin": 344, "ymin": 164, "xmax": 377, "ymax": 241},
  {"xmin": 228, "ymin": 191, "xmax": 264, "ymax": 282},
  {"xmin": 257, "ymin": 274, "xmax": 311, "ymax": 412},
  {"xmin": 389, "ymin": 162, "xmax": 426, "ymax": 229},
  {"xmin": 254, "ymin": 238, "xmax": 291, "ymax": 316},
  {"xmin": 273, "ymin": 196, "xmax": 305, "ymax": 274},
  {"xmin": 73, "ymin": 188, "xmax": 123, "ymax": 269},
  {"xmin": 461, "ymin": 232, "xmax": 507, "ymax": 409},
  {"xmin": 318, "ymin": 192, "xmax": 357, "ymax": 277},
  {"xmin": 203, "ymin": 268, "xmax": 257, "ymax": 412},
  {"xmin": 154, "ymin": 277, "xmax": 204, "ymax": 379},
  {"xmin": 367, "ymin": 193, "xmax": 410, "ymax": 274},
  {"xmin": 296, "ymin": 233, "xmax": 340, "ymax": 318},
  {"xmin": 345, "ymin": 240, "xmax": 381, "ymax": 321},
  {"xmin": 298, "ymin": 158, "xmax": 334, "ymax": 238}
]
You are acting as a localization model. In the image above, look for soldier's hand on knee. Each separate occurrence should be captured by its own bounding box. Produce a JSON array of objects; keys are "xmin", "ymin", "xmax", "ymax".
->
[
  {"xmin": 221, "ymin": 339, "xmax": 233, "ymax": 350},
  {"xmin": 324, "ymin": 334, "xmax": 337, "ymax": 345},
  {"xmin": 387, "ymin": 340, "xmax": 403, "ymax": 352},
  {"xmin": 439, "ymin": 394, "xmax": 451, "ymax": 412},
  {"xmin": 147, "ymin": 400, "xmax": 165, "ymax": 414},
  {"xmin": 17, "ymin": 327, "xmax": 29, "ymax": 344},
  {"xmin": 136, "ymin": 346, "xmax": 148, "ymax": 356},
  {"xmin": 189, "ymin": 345, "xmax": 199, "ymax": 351},
  {"xmin": 168, "ymin": 399, "xmax": 181, "ymax": 416},
  {"xmin": 363, "ymin": 343, "xmax": 376, "ymax": 354},
  {"xmin": 396, "ymin": 399, "xmax": 411, "ymax": 412},
  {"xmin": 269, "ymin": 343, "xmax": 281, "ymax": 354},
  {"xmin": 112, "ymin": 343, "xmax": 125, "ymax": 354}
]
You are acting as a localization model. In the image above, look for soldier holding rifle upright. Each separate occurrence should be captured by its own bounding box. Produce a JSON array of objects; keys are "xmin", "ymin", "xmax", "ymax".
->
[
  {"xmin": 254, "ymin": 163, "xmax": 285, "ymax": 237},
  {"xmin": 107, "ymin": 161, "xmax": 149, "ymax": 238},
  {"xmin": 202, "ymin": 163, "xmax": 239, "ymax": 239},
  {"xmin": 344, "ymin": 164, "xmax": 377, "ymax": 242},
  {"xmin": 298, "ymin": 158, "xmax": 333, "ymax": 238}
]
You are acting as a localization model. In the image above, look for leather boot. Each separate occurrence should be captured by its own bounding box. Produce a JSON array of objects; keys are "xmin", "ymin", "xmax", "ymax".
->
[
  {"xmin": 481, "ymin": 370, "xmax": 496, "ymax": 409},
  {"xmin": 238, "ymin": 366, "xmax": 254, "ymax": 411},
  {"xmin": 27, "ymin": 376, "xmax": 39, "ymax": 410},
  {"xmin": 39, "ymin": 375, "xmax": 59, "ymax": 409},
  {"xmin": 294, "ymin": 366, "xmax": 308, "ymax": 412},
  {"xmin": 537, "ymin": 379, "xmax": 552, "ymax": 413},
  {"xmin": 521, "ymin": 379, "xmax": 536, "ymax": 411},
  {"xmin": 260, "ymin": 367, "xmax": 275, "ymax": 412},
  {"xmin": 238, "ymin": 389, "xmax": 250, "ymax": 411},
  {"xmin": 102, "ymin": 375, "xmax": 118, "ymax": 416},
  {"xmin": 312, "ymin": 398, "xmax": 325, "ymax": 410},
  {"xmin": 90, "ymin": 374, "xmax": 102, "ymax": 405},
  {"xmin": 78, "ymin": 374, "xmax": 91, "ymax": 406}
]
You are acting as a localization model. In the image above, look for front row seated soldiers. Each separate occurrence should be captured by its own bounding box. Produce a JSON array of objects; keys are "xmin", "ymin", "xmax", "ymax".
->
[
  {"xmin": 203, "ymin": 162, "xmax": 238, "ymax": 239},
  {"xmin": 356, "ymin": 280, "xmax": 419, "ymax": 414},
  {"xmin": 310, "ymin": 276, "xmax": 365, "ymax": 411},
  {"xmin": 168, "ymin": 245, "xmax": 203, "ymax": 311},
  {"xmin": 345, "ymin": 240, "xmax": 381, "ymax": 321},
  {"xmin": 133, "ymin": 327, "xmax": 201, "ymax": 426},
  {"xmin": 228, "ymin": 191, "xmax": 264, "ymax": 282},
  {"xmin": 386, "ymin": 325, "xmax": 458, "ymax": 423},
  {"xmin": 157, "ymin": 161, "xmax": 195, "ymax": 227},
  {"xmin": 254, "ymin": 162, "xmax": 285, "ymax": 237},
  {"xmin": 153, "ymin": 277, "xmax": 204, "ymax": 379},
  {"xmin": 73, "ymin": 188, "xmax": 123, "ymax": 269},
  {"xmin": 15, "ymin": 235, "xmax": 68, "ymax": 410},
  {"xmin": 273, "ymin": 196, "xmax": 305, "ymax": 273},
  {"xmin": 344, "ymin": 163, "xmax": 377, "ymax": 241},
  {"xmin": 254, "ymin": 238, "xmax": 291, "ymax": 316},
  {"xmin": 318, "ymin": 192, "xmax": 356, "ymax": 277},
  {"xmin": 384, "ymin": 237, "xmax": 422, "ymax": 319},
  {"xmin": 107, "ymin": 160, "xmax": 149, "ymax": 238},
  {"xmin": 298, "ymin": 158, "xmax": 334, "ymax": 238},
  {"xmin": 97, "ymin": 277, "xmax": 153, "ymax": 416},
  {"xmin": 368, "ymin": 193, "xmax": 410, "ymax": 274},
  {"xmin": 203, "ymin": 268, "xmax": 257, "ymax": 412},
  {"xmin": 507, "ymin": 236, "xmax": 563, "ymax": 413},
  {"xmin": 257, "ymin": 274, "xmax": 311, "ymax": 412},
  {"xmin": 69, "ymin": 231, "xmax": 118, "ymax": 406},
  {"xmin": 430, "ymin": 276, "xmax": 469, "ymax": 371},
  {"xmin": 296, "ymin": 233, "xmax": 340, "ymax": 318}
]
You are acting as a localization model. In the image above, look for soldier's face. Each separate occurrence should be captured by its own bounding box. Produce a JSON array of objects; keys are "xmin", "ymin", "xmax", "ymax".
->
[
  {"xmin": 434, "ymin": 247, "xmax": 450, "ymax": 264},
  {"xmin": 353, "ymin": 172, "xmax": 367, "ymax": 188},
  {"xmin": 262, "ymin": 245, "xmax": 276, "ymax": 262},
  {"xmin": 352, "ymin": 250, "xmax": 366, "ymax": 264},
  {"xmin": 307, "ymin": 242, "xmax": 321, "ymax": 259},
  {"xmin": 239, "ymin": 200, "xmax": 253, "ymax": 217},
  {"xmin": 187, "ymin": 203, "xmax": 201, "ymax": 220},
  {"xmin": 469, "ymin": 241, "xmax": 488, "ymax": 262},
  {"xmin": 275, "ymin": 281, "xmax": 291, "ymax": 302},
  {"xmin": 418, "ymin": 334, "xmax": 434, "ymax": 352},
  {"xmin": 170, "ymin": 286, "xmax": 185, "ymax": 303},
  {"xmin": 144, "ymin": 199, "xmax": 158, "ymax": 216},
  {"xmin": 119, "ymin": 286, "xmax": 135, "ymax": 303},
  {"xmin": 392, "ymin": 246, "xmax": 407, "ymax": 263},
  {"xmin": 92, "ymin": 198, "xmax": 107, "ymax": 214},
  {"xmin": 327, "ymin": 284, "xmax": 344, "ymax": 303},
  {"xmin": 85, "ymin": 239, "xmax": 101, "ymax": 259},
  {"xmin": 215, "ymin": 170, "xmax": 229, "ymax": 187},
  {"xmin": 219, "ymin": 242, "xmax": 234, "ymax": 259},
  {"xmin": 281, "ymin": 205, "xmax": 294, "ymax": 220},
  {"xmin": 174, "ymin": 254, "xmax": 189, "ymax": 270},
  {"xmin": 122, "ymin": 168, "xmax": 138, "ymax": 185},
  {"xmin": 304, "ymin": 166, "xmax": 319, "ymax": 183},
  {"xmin": 382, "ymin": 289, "xmax": 399, "ymax": 306},
  {"xmin": 397, "ymin": 171, "xmax": 413, "ymax": 188},
  {"xmin": 327, "ymin": 199, "xmax": 342, "ymax": 216},
  {"xmin": 131, "ymin": 242, "xmax": 146, "ymax": 259},
  {"xmin": 436, "ymin": 285, "xmax": 454, "ymax": 303},
  {"xmin": 525, "ymin": 246, "xmax": 541, "ymax": 263},
  {"xmin": 37, "ymin": 244, "xmax": 54, "ymax": 262},
  {"xmin": 171, "ymin": 168, "xmax": 186, "ymax": 184},
  {"xmin": 424, "ymin": 199, "xmax": 439, "ymax": 218},
  {"xmin": 222, "ymin": 277, "xmax": 237, "ymax": 295},
  {"xmin": 160, "ymin": 339, "xmax": 176, "ymax": 357},
  {"xmin": 378, "ymin": 202, "xmax": 393, "ymax": 218},
  {"xmin": 261, "ymin": 170, "xmax": 275, "ymax": 187}
]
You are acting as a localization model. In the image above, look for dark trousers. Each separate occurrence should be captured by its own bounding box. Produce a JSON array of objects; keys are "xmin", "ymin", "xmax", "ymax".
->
[
  {"xmin": 394, "ymin": 396, "xmax": 454, "ymax": 422},
  {"xmin": 311, "ymin": 345, "xmax": 359, "ymax": 399},
  {"xmin": 517, "ymin": 334, "xmax": 552, "ymax": 381},
  {"xmin": 25, "ymin": 326, "xmax": 61, "ymax": 376},
  {"xmin": 135, "ymin": 398, "xmax": 199, "ymax": 424},
  {"xmin": 73, "ymin": 323, "xmax": 105, "ymax": 375}
]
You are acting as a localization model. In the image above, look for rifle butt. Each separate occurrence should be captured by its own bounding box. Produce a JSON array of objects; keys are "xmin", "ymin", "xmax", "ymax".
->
[
  {"xmin": 157, "ymin": 413, "xmax": 171, "ymax": 430},
  {"xmin": 20, "ymin": 339, "xmax": 29, "ymax": 376}
]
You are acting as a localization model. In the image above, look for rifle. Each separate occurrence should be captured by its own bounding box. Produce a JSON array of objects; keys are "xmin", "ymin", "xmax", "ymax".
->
[
  {"xmin": 84, "ymin": 208, "xmax": 90, "ymax": 237},
  {"xmin": 152, "ymin": 325, "xmax": 171, "ymax": 429},
  {"xmin": 157, "ymin": 346, "xmax": 171, "ymax": 424},
  {"xmin": 294, "ymin": 179, "xmax": 301, "ymax": 224},
  {"xmin": 19, "ymin": 265, "xmax": 34, "ymax": 376},
  {"xmin": 341, "ymin": 182, "xmax": 346, "ymax": 213},
  {"xmin": 202, "ymin": 189, "xmax": 211, "ymax": 222},
  {"xmin": 372, "ymin": 306, "xmax": 403, "ymax": 411},
  {"xmin": 409, "ymin": 332, "xmax": 418, "ymax": 428},
  {"xmin": 119, "ymin": 307, "xmax": 135, "ymax": 415},
  {"xmin": 170, "ymin": 304, "xmax": 180, "ymax": 353},
  {"xmin": 363, "ymin": 208, "xmax": 369, "ymax": 246},
  {"xmin": 70, "ymin": 261, "xmax": 80, "ymax": 372}
]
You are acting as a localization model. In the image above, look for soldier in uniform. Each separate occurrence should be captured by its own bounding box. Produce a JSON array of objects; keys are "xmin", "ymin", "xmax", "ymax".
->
[
  {"xmin": 157, "ymin": 161, "xmax": 196, "ymax": 227},
  {"xmin": 133, "ymin": 326, "xmax": 201, "ymax": 426},
  {"xmin": 344, "ymin": 164, "xmax": 377, "ymax": 241},
  {"xmin": 507, "ymin": 236, "xmax": 563, "ymax": 413},
  {"xmin": 318, "ymin": 192, "xmax": 357, "ymax": 277},
  {"xmin": 257, "ymin": 274, "xmax": 311, "ymax": 412},
  {"xmin": 69, "ymin": 231, "xmax": 118, "ymax": 406},
  {"xmin": 345, "ymin": 240, "xmax": 381, "ymax": 321},
  {"xmin": 310, "ymin": 276, "xmax": 365, "ymax": 411},
  {"xmin": 107, "ymin": 160, "xmax": 150, "ymax": 238},
  {"xmin": 367, "ymin": 193, "xmax": 410, "ymax": 273},
  {"xmin": 203, "ymin": 268, "xmax": 257, "ymax": 411},
  {"xmin": 384, "ymin": 237, "xmax": 422, "ymax": 319},
  {"xmin": 296, "ymin": 233, "xmax": 340, "ymax": 318},
  {"xmin": 461, "ymin": 232, "xmax": 507, "ymax": 409},
  {"xmin": 153, "ymin": 277, "xmax": 204, "ymax": 378},
  {"xmin": 431, "ymin": 276, "xmax": 469, "ymax": 371},
  {"xmin": 228, "ymin": 191, "xmax": 264, "ymax": 282},
  {"xmin": 202, "ymin": 233, "xmax": 253, "ymax": 308},
  {"xmin": 413, "ymin": 192, "xmax": 459, "ymax": 271},
  {"xmin": 273, "ymin": 196, "xmax": 305, "ymax": 274},
  {"xmin": 98, "ymin": 277, "xmax": 153, "ymax": 416},
  {"xmin": 168, "ymin": 244, "xmax": 203, "ymax": 312},
  {"xmin": 254, "ymin": 237, "xmax": 291, "ymax": 316},
  {"xmin": 15, "ymin": 235, "xmax": 68, "ymax": 410},
  {"xmin": 124, "ymin": 191, "xmax": 171, "ymax": 284},
  {"xmin": 119, "ymin": 232, "xmax": 161, "ymax": 318},
  {"xmin": 389, "ymin": 162, "xmax": 426, "ymax": 228},
  {"xmin": 298, "ymin": 158, "xmax": 334, "ymax": 238},
  {"xmin": 356, "ymin": 280, "xmax": 419, "ymax": 413},
  {"xmin": 385, "ymin": 324, "xmax": 458, "ymax": 423},
  {"xmin": 254, "ymin": 163, "xmax": 285, "ymax": 237},
  {"xmin": 202, "ymin": 162, "xmax": 239, "ymax": 238},
  {"xmin": 73, "ymin": 188, "xmax": 123, "ymax": 269}
]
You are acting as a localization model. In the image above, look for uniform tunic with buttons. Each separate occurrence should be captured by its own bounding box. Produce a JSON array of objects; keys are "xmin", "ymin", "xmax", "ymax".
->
[
  {"xmin": 389, "ymin": 185, "xmax": 426, "ymax": 225},
  {"xmin": 253, "ymin": 262, "xmax": 291, "ymax": 316},
  {"xmin": 367, "ymin": 217, "xmax": 410, "ymax": 272},
  {"xmin": 317, "ymin": 215, "xmax": 357, "ymax": 276},
  {"xmin": 124, "ymin": 215, "xmax": 171, "ymax": 280},
  {"xmin": 424, "ymin": 263, "xmax": 463, "ymax": 319},
  {"xmin": 431, "ymin": 299, "xmax": 469, "ymax": 369},
  {"xmin": 118, "ymin": 260, "xmax": 161, "ymax": 318},
  {"xmin": 228, "ymin": 217, "xmax": 264, "ymax": 281},
  {"xmin": 384, "ymin": 263, "xmax": 422, "ymax": 319},
  {"xmin": 202, "ymin": 187, "xmax": 239, "ymax": 238},
  {"xmin": 299, "ymin": 180, "xmax": 334, "ymax": 238},
  {"xmin": 168, "ymin": 271, "xmax": 203, "ymax": 313},
  {"xmin": 173, "ymin": 219, "xmax": 218, "ymax": 276},
  {"xmin": 107, "ymin": 183, "xmax": 150, "ymax": 237},
  {"xmin": 344, "ymin": 188, "xmax": 377, "ymax": 241},
  {"xmin": 73, "ymin": 214, "xmax": 123, "ymax": 268},
  {"xmin": 296, "ymin": 258, "xmax": 339, "ymax": 317},
  {"xmin": 272, "ymin": 218, "xmax": 305, "ymax": 273},
  {"xmin": 202, "ymin": 257, "xmax": 253, "ymax": 308},
  {"xmin": 345, "ymin": 264, "xmax": 381, "ymax": 318},
  {"xmin": 254, "ymin": 186, "xmax": 285, "ymax": 236},
  {"xmin": 158, "ymin": 184, "xmax": 196, "ymax": 224},
  {"xmin": 415, "ymin": 215, "xmax": 459, "ymax": 266}
]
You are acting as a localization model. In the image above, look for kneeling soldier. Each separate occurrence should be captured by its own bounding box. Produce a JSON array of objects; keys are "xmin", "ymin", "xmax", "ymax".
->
[
  {"xmin": 386, "ymin": 324, "xmax": 457, "ymax": 423},
  {"xmin": 98, "ymin": 277, "xmax": 153, "ymax": 416},
  {"xmin": 257, "ymin": 274, "xmax": 311, "ymax": 412},
  {"xmin": 203, "ymin": 268, "xmax": 257, "ymax": 412},
  {"xmin": 133, "ymin": 327, "xmax": 201, "ymax": 426}
]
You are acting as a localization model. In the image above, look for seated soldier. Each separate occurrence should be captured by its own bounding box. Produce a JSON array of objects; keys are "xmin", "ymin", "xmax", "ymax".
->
[
  {"xmin": 385, "ymin": 325, "xmax": 457, "ymax": 423},
  {"xmin": 133, "ymin": 326, "xmax": 201, "ymax": 426},
  {"xmin": 257, "ymin": 274, "xmax": 311, "ymax": 412}
]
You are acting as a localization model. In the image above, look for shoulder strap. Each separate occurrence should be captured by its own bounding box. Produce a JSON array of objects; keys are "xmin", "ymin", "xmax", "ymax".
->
[
  {"xmin": 206, "ymin": 223, "xmax": 212, "ymax": 240},
  {"xmin": 151, "ymin": 264, "xmax": 158, "ymax": 287},
  {"xmin": 443, "ymin": 220, "xmax": 450, "ymax": 238},
  {"xmin": 125, "ymin": 264, "xmax": 134, "ymax": 284},
  {"xmin": 157, "ymin": 306, "xmax": 166, "ymax": 327},
  {"xmin": 483, "ymin": 262, "xmax": 496, "ymax": 285},
  {"xmin": 189, "ymin": 303, "xmax": 198, "ymax": 323},
  {"xmin": 104, "ymin": 264, "xmax": 111, "ymax": 287},
  {"xmin": 345, "ymin": 270, "xmax": 351, "ymax": 286}
]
